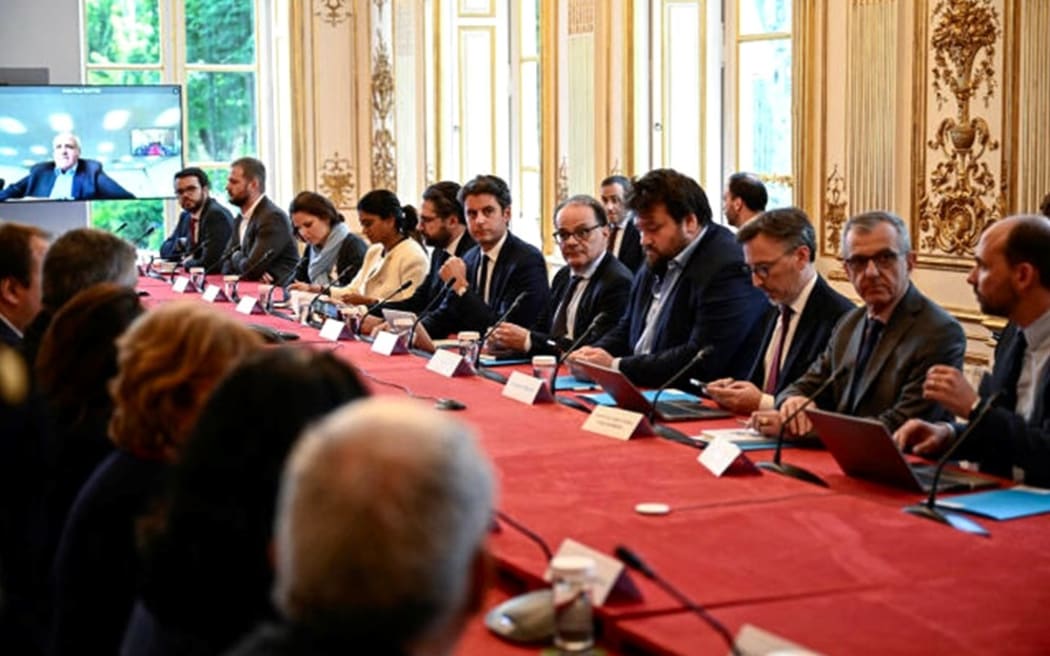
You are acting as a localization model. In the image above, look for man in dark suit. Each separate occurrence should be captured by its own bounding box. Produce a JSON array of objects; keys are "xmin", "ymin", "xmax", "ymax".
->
[
  {"xmin": 707, "ymin": 207, "xmax": 854, "ymax": 414},
  {"xmin": 417, "ymin": 175, "xmax": 550, "ymax": 343},
  {"xmin": 0, "ymin": 132, "xmax": 134, "ymax": 201},
  {"xmin": 722, "ymin": 172, "xmax": 767, "ymax": 228},
  {"xmin": 0, "ymin": 222, "xmax": 49, "ymax": 347},
  {"xmin": 571, "ymin": 168, "xmax": 768, "ymax": 388},
  {"xmin": 760, "ymin": 211, "xmax": 965, "ymax": 437},
  {"xmin": 159, "ymin": 167, "xmax": 233, "ymax": 272},
  {"xmin": 491, "ymin": 195, "xmax": 631, "ymax": 355},
  {"xmin": 600, "ymin": 175, "xmax": 643, "ymax": 272},
  {"xmin": 896, "ymin": 214, "xmax": 1050, "ymax": 487},
  {"xmin": 223, "ymin": 157, "xmax": 299, "ymax": 283}
]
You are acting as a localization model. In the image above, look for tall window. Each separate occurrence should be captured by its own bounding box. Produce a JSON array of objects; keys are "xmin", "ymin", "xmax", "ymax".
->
[
  {"xmin": 82, "ymin": 0, "xmax": 264, "ymax": 247},
  {"xmin": 732, "ymin": 0, "xmax": 793, "ymax": 206}
]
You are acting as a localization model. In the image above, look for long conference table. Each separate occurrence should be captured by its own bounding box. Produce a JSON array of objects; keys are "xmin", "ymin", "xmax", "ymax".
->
[{"xmin": 140, "ymin": 274, "xmax": 1050, "ymax": 655}]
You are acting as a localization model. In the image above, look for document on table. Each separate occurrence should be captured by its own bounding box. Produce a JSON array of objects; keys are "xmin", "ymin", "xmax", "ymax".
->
[
  {"xmin": 937, "ymin": 486, "xmax": 1050, "ymax": 520},
  {"xmin": 690, "ymin": 427, "xmax": 783, "ymax": 451}
]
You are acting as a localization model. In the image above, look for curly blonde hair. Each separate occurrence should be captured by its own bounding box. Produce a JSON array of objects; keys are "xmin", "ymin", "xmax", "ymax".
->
[{"xmin": 108, "ymin": 302, "xmax": 263, "ymax": 459}]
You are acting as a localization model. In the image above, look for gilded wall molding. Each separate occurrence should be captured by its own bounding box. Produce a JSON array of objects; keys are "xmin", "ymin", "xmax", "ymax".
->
[
  {"xmin": 915, "ymin": 0, "xmax": 1005, "ymax": 266},
  {"xmin": 823, "ymin": 164, "xmax": 848, "ymax": 257},
  {"xmin": 315, "ymin": 0, "xmax": 353, "ymax": 27},
  {"xmin": 371, "ymin": 17, "xmax": 397, "ymax": 191},
  {"xmin": 318, "ymin": 152, "xmax": 357, "ymax": 209},
  {"xmin": 557, "ymin": 156, "xmax": 569, "ymax": 204}
]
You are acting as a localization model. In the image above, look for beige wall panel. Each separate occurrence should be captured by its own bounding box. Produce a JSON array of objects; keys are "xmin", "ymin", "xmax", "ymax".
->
[{"xmin": 457, "ymin": 27, "xmax": 497, "ymax": 179}]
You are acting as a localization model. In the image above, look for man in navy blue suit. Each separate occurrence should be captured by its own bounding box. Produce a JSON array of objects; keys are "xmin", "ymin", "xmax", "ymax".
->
[
  {"xmin": 896, "ymin": 214, "xmax": 1050, "ymax": 487},
  {"xmin": 706, "ymin": 207, "xmax": 854, "ymax": 414},
  {"xmin": 159, "ymin": 167, "xmax": 234, "ymax": 271},
  {"xmin": 571, "ymin": 168, "xmax": 768, "ymax": 388},
  {"xmin": 0, "ymin": 133, "xmax": 134, "ymax": 202},
  {"xmin": 417, "ymin": 174, "xmax": 550, "ymax": 344}
]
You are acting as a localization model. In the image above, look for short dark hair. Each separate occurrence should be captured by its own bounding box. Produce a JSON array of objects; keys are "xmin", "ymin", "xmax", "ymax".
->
[
  {"xmin": 600, "ymin": 175, "xmax": 631, "ymax": 192},
  {"xmin": 736, "ymin": 206, "xmax": 816, "ymax": 262},
  {"xmin": 231, "ymin": 157, "xmax": 267, "ymax": 193},
  {"xmin": 626, "ymin": 168, "xmax": 713, "ymax": 226},
  {"xmin": 422, "ymin": 181, "xmax": 465, "ymax": 224},
  {"xmin": 727, "ymin": 172, "xmax": 768, "ymax": 212},
  {"xmin": 1040, "ymin": 192, "xmax": 1050, "ymax": 219},
  {"xmin": 458, "ymin": 174, "xmax": 512, "ymax": 211},
  {"xmin": 174, "ymin": 167, "xmax": 210, "ymax": 189},
  {"xmin": 554, "ymin": 194, "xmax": 607, "ymax": 227},
  {"xmin": 42, "ymin": 228, "xmax": 137, "ymax": 309},
  {"xmin": 289, "ymin": 191, "xmax": 345, "ymax": 226},
  {"xmin": 1003, "ymin": 215, "xmax": 1050, "ymax": 289},
  {"xmin": 357, "ymin": 189, "xmax": 418, "ymax": 236},
  {"xmin": 0, "ymin": 222, "xmax": 50, "ymax": 287}
]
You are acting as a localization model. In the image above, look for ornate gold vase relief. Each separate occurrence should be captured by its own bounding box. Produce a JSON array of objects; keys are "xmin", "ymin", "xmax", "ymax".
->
[
  {"xmin": 918, "ymin": 0, "xmax": 1004, "ymax": 258},
  {"xmin": 318, "ymin": 153, "xmax": 356, "ymax": 209}
]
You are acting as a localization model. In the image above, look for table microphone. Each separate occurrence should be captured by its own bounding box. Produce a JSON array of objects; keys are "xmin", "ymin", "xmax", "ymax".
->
[
  {"xmin": 360, "ymin": 280, "xmax": 413, "ymax": 329},
  {"xmin": 903, "ymin": 391, "xmax": 1001, "ymax": 529},
  {"xmin": 130, "ymin": 224, "xmax": 157, "ymax": 248},
  {"xmin": 477, "ymin": 291, "xmax": 528, "ymax": 366},
  {"xmin": 614, "ymin": 545, "xmax": 740, "ymax": 656},
  {"xmin": 549, "ymin": 311, "xmax": 609, "ymax": 394},
  {"xmin": 484, "ymin": 511, "xmax": 557, "ymax": 644},
  {"xmin": 407, "ymin": 277, "xmax": 456, "ymax": 350},
  {"xmin": 113, "ymin": 221, "xmax": 128, "ymax": 236},
  {"xmin": 234, "ymin": 248, "xmax": 276, "ymax": 283},
  {"xmin": 303, "ymin": 262, "xmax": 367, "ymax": 327},
  {"xmin": 756, "ymin": 363, "xmax": 850, "ymax": 487},
  {"xmin": 206, "ymin": 241, "xmax": 240, "ymax": 275},
  {"xmin": 180, "ymin": 238, "xmax": 210, "ymax": 271},
  {"xmin": 647, "ymin": 345, "xmax": 714, "ymax": 424}
]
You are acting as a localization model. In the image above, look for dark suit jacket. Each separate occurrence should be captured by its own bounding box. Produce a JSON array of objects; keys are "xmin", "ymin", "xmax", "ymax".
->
[
  {"xmin": 611, "ymin": 219, "xmax": 644, "ymax": 273},
  {"xmin": 593, "ymin": 223, "xmax": 769, "ymax": 388},
  {"xmin": 0, "ymin": 316, "xmax": 20, "ymax": 347},
  {"xmin": 374, "ymin": 231, "xmax": 476, "ymax": 316},
  {"xmin": 779, "ymin": 283, "xmax": 965, "ymax": 431},
  {"xmin": 528, "ymin": 253, "xmax": 632, "ymax": 355},
  {"xmin": 422, "ymin": 232, "xmax": 550, "ymax": 338},
  {"xmin": 294, "ymin": 231, "xmax": 369, "ymax": 287},
  {"xmin": 746, "ymin": 275, "xmax": 855, "ymax": 395},
  {"xmin": 0, "ymin": 159, "xmax": 134, "ymax": 201},
  {"xmin": 159, "ymin": 197, "xmax": 234, "ymax": 271},
  {"xmin": 226, "ymin": 196, "xmax": 300, "ymax": 282},
  {"xmin": 955, "ymin": 323, "xmax": 1050, "ymax": 487}
]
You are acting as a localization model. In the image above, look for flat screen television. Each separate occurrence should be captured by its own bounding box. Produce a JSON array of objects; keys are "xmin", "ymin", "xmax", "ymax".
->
[{"xmin": 0, "ymin": 84, "xmax": 183, "ymax": 203}]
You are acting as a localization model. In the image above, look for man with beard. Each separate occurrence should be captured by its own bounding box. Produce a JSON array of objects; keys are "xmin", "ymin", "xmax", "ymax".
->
[
  {"xmin": 223, "ymin": 157, "xmax": 299, "ymax": 283},
  {"xmin": 159, "ymin": 167, "xmax": 233, "ymax": 272},
  {"xmin": 895, "ymin": 215, "xmax": 1050, "ymax": 487},
  {"xmin": 723, "ymin": 172, "xmax": 767, "ymax": 228},
  {"xmin": 753, "ymin": 211, "xmax": 965, "ymax": 438},
  {"xmin": 570, "ymin": 168, "xmax": 768, "ymax": 388}
]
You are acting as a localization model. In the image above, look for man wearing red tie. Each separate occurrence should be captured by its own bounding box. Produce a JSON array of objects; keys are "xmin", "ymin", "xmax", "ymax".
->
[{"xmin": 159, "ymin": 167, "xmax": 233, "ymax": 272}]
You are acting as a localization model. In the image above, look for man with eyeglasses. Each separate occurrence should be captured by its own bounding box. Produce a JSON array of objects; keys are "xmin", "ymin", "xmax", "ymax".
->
[
  {"xmin": 159, "ymin": 167, "xmax": 234, "ymax": 272},
  {"xmin": 570, "ymin": 168, "xmax": 768, "ymax": 388},
  {"xmin": 490, "ymin": 195, "xmax": 631, "ymax": 355},
  {"xmin": 705, "ymin": 207, "xmax": 853, "ymax": 414},
  {"xmin": 752, "ymin": 210, "xmax": 965, "ymax": 437}
]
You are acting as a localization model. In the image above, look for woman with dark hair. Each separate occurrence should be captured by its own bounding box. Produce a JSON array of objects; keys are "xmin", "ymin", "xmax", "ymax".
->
[
  {"xmin": 287, "ymin": 191, "xmax": 368, "ymax": 292},
  {"xmin": 121, "ymin": 348, "xmax": 369, "ymax": 655},
  {"xmin": 333, "ymin": 189, "xmax": 428, "ymax": 310}
]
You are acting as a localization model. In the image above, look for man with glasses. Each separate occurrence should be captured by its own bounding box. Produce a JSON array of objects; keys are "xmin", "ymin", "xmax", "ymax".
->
[
  {"xmin": 753, "ymin": 210, "xmax": 965, "ymax": 437},
  {"xmin": 160, "ymin": 167, "xmax": 234, "ymax": 272},
  {"xmin": 490, "ymin": 195, "xmax": 631, "ymax": 355},
  {"xmin": 571, "ymin": 168, "xmax": 768, "ymax": 387},
  {"xmin": 706, "ymin": 207, "xmax": 853, "ymax": 414}
]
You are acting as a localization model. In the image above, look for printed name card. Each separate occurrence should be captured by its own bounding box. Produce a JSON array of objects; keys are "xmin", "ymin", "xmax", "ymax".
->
[
  {"xmin": 581, "ymin": 405, "xmax": 653, "ymax": 441},
  {"xmin": 171, "ymin": 276, "xmax": 197, "ymax": 293},
  {"xmin": 371, "ymin": 330, "xmax": 409, "ymax": 356},
  {"xmin": 545, "ymin": 538, "xmax": 630, "ymax": 606},
  {"xmin": 202, "ymin": 284, "xmax": 230, "ymax": 303},
  {"xmin": 319, "ymin": 318, "xmax": 354, "ymax": 341},
  {"xmin": 501, "ymin": 371, "xmax": 554, "ymax": 405},
  {"xmin": 697, "ymin": 435, "xmax": 757, "ymax": 477},
  {"xmin": 235, "ymin": 296, "xmax": 264, "ymax": 315},
  {"xmin": 426, "ymin": 349, "xmax": 474, "ymax": 377}
]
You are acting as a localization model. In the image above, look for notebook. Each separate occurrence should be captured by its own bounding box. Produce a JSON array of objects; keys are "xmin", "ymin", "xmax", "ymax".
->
[
  {"xmin": 804, "ymin": 408, "xmax": 999, "ymax": 493},
  {"xmin": 572, "ymin": 360, "xmax": 731, "ymax": 422}
]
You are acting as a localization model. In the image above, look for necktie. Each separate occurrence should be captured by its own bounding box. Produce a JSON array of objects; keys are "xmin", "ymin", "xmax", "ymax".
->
[
  {"xmin": 477, "ymin": 255, "xmax": 490, "ymax": 304},
  {"xmin": 551, "ymin": 275, "xmax": 583, "ymax": 338},
  {"xmin": 849, "ymin": 318, "xmax": 884, "ymax": 408},
  {"xmin": 189, "ymin": 216, "xmax": 199, "ymax": 248},
  {"xmin": 1000, "ymin": 331, "xmax": 1028, "ymax": 412},
  {"xmin": 607, "ymin": 224, "xmax": 619, "ymax": 254},
  {"xmin": 764, "ymin": 305, "xmax": 794, "ymax": 394}
]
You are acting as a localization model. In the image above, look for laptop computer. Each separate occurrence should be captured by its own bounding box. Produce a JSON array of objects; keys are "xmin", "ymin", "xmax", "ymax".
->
[
  {"xmin": 804, "ymin": 408, "xmax": 999, "ymax": 493},
  {"xmin": 573, "ymin": 361, "xmax": 731, "ymax": 422}
]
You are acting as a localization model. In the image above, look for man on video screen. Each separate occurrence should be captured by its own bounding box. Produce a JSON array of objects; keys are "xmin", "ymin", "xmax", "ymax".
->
[{"xmin": 0, "ymin": 132, "xmax": 134, "ymax": 202}]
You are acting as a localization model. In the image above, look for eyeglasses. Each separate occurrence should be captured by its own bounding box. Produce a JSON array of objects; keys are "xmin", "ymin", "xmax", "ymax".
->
[
  {"xmin": 842, "ymin": 249, "xmax": 901, "ymax": 274},
  {"xmin": 745, "ymin": 250, "xmax": 794, "ymax": 280},
  {"xmin": 553, "ymin": 224, "xmax": 602, "ymax": 244}
]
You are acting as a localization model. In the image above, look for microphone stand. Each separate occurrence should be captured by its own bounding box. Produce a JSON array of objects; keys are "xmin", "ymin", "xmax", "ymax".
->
[
  {"xmin": 548, "ymin": 312, "xmax": 608, "ymax": 412},
  {"xmin": 180, "ymin": 239, "xmax": 209, "ymax": 272},
  {"xmin": 903, "ymin": 392, "xmax": 1000, "ymax": 533},
  {"xmin": 229, "ymin": 248, "xmax": 275, "ymax": 301},
  {"xmin": 303, "ymin": 262, "xmax": 367, "ymax": 328},
  {"xmin": 407, "ymin": 277, "xmax": 455, "ymax": 353},
  {"xmin": 474, "ymin": 291, "xmax": 528, "ymax": 383},
  {"xmin": 615, "ymin": 545, "xmax": 740, "ymax": 656},
  {"xmin": 354, "ymin": 280, "xmax": 414, "ymax": 339},
  {"xmin": 639, "ymin": 346, "xmax": 714, "ymax": 448},
  {"xmin": 756, "ymin": 365, "xmax": 850, "ymax": 488}
]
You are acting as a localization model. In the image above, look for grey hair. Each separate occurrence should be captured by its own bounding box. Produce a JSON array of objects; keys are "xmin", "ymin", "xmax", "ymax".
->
[
  {"xmin": 841, "ymin": 210, "xmax": 911, "ymax": 258},
  {"xmin": 272, "ymin": 397, "xmax": 495, "ymax": 644},
  {"xmin": 42, "ymin": 228, "xmax": 137, "ymax": 309}
]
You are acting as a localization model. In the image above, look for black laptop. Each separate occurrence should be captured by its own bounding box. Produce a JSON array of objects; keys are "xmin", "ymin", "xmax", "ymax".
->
[{"xmin": 573, "ymin": 361, "xmax": 731, "ymax": 422}]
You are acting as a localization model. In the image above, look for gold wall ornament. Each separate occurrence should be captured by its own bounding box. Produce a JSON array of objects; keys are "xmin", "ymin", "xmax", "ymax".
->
[
  {"xmin": 371, "ymin": 32, "xmax": 397, "ymax": 190},
  {"xmin": 315, "ymin": 0, "xmax": 353, "ymax": 27},
  {"xmin": 318, "ymin": 153, "xmax": 357, "ymax": 209},
  {"xmin": 557, "ymin": 157, "xmax": 569, "ymax": 204},
  {"xmin": 917, "ymin": 0, "xmax": 1004, "ymax": 259},
  {"xmin": 823, "ymin": 164, "xmax": 848, "ymax": 257}
]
